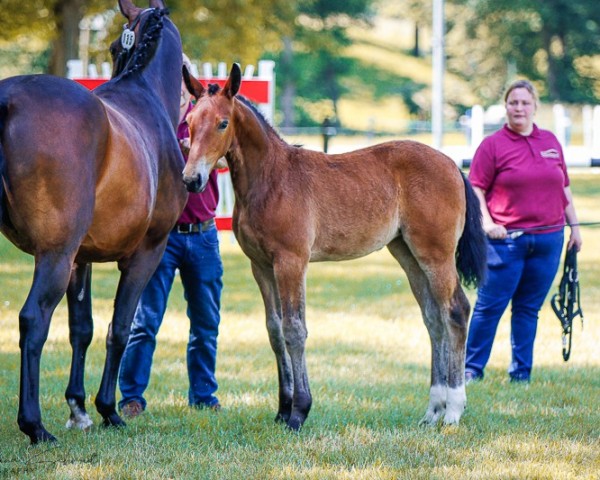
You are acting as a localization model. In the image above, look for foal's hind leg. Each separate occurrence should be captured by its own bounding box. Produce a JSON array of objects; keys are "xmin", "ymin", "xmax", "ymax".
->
[
  {"xmin": 18, "ymin": 253, "xmax": 74, "ymax": 444},
  {"xmin": 251, "ymin": 262, "xmax": 294, "ymax": 423},
  {"xmin": 64, "ymin": 263, "xmax": 94, "ymax": 431},
  {"xmin": 387, "ymin": 238, "xmax": 469, "ymax": 426}
]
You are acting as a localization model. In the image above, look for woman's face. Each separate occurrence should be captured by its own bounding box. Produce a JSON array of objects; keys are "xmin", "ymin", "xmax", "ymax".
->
[{"xmin": 505, "ymin": 87, "xmax": 536, "ymax": 135}]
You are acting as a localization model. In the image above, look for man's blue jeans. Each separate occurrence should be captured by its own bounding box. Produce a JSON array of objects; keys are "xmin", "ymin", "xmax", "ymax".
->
[
  {"xmin": 465, "ymin": 231, "xmax": 564, "ymax": 381},
  {"xmin": 118, "ymin": 225, "xmax": 223, "ymax": 410}
]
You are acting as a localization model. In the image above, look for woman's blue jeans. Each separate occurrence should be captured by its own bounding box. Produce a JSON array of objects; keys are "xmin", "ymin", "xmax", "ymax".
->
[
  {"xmin": 465, "ymin": 231, "xmax": 564, "ymax": 381},
  {"xmin": 118, "ymin": 225, "xmax": 223, "ymax": 409}
]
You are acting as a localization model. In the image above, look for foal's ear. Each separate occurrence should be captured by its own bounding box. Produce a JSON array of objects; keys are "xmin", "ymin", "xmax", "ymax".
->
[
  {"xmin": 223, "ymin": 63, "xmax": 242, "ymax": 99},
  {"xmin": 118, "ymin": 0, "xmax": 142, "ymax": 21},
  {"xmin": 183, "ymin": 64, "xmax": 205, "ymax": 100}
]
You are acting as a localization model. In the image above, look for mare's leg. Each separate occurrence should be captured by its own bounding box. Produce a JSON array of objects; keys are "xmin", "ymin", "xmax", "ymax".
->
[
  {"xmin": 65, "ymin": 262, "xmax": 94, "ymax": 431},
  {"xmin": 94, "ymin": 245, "xmax": 166, "ymax": 427},
  {"xmin": 387, "ymin": 237, "xmax": 469, "ymax": 425},
  {"xmin": 18, "ymin": 253, "xmax": 74, "ymax": 444},
  {"xmin": 272, "ymin": 253, "xmax": 311, "ymax": 431},
  {"xmin": 251, "ymin": 262, "xmax": 293, "ymax": 423}
]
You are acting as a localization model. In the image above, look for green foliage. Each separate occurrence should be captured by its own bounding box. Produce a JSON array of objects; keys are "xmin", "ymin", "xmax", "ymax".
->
[
  {"xmin": 267, "ymin": 0, "xmax": 378, "ymax": 128},
  {"xmin": 2, "ymin": 0, "xmax": 600, "ymax": 128},
  {"xmin": 448, "ymin": 0, "xmax": 600, "ymax": 104},
  {"xmin": 167, "ymin": 0, "xmax": 295, "ymax": 66}
]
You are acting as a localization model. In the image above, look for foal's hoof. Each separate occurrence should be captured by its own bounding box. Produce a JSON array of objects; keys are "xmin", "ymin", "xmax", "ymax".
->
[
  {"xmin": 418, "ymin": 408, "xmax": 444, "ymax": 427},
  {"xmin": 102, "ymin": 413, "xmax": 126, "ymax": 428}
]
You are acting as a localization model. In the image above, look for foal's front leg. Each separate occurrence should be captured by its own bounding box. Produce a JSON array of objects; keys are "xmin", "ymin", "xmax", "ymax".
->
[
  {"xmin": 273, "ymin": 254, "xmax": 311, "ymax": 431},
  {"xmin": 251, "ymin": 263, "xmax": 293, "ymax": 423}
]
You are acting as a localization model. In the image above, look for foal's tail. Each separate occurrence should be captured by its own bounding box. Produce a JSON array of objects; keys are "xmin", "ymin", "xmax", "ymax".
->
[{"xmin": 456, "ymin": 171, "xmax": 487, "ymax": 288}]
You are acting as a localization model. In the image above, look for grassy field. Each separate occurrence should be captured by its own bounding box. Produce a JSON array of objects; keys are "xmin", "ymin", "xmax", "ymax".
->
[{"xmin": 0, "ymin": 173, "xmax": 599, "ymax": 479}]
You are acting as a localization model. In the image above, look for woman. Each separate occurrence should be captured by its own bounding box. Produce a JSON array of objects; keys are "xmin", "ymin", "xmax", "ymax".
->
[{"xmin": 465, "ymin": 79, "xmax": 583, "ymax": 384}]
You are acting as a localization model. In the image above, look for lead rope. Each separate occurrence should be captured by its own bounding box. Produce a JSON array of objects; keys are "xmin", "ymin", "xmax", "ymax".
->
[{"xmin": 550, "ymin": 247, "xmax": 583, "ymax": 361}]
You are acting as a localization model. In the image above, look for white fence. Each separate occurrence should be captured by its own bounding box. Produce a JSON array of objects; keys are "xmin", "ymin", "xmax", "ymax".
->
[{"xmin": 446, "ymin": 104, "xmax": 600, "ymax": 168}]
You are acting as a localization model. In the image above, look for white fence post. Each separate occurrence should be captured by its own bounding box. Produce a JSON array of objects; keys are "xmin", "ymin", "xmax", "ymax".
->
[
  {"xmin": 470, "ymin": 104, "xmax": 484, "ymax": 152},
  {"xmin": 582, "ymin": 105, "xmax": 593, "ymax": 150},
  {"xmin": 217, "ymin": 62, "xmax": 227, "ymax": 78},
  {"xmin": 257, "ymin": 60, "xmax": 275, "ymax": 124},
  {"xmin": 553, "ymin": 104, "xmax": 568, "ymax": 147},
  {"xmin": 593, "ymin": 106, "xmax": 600, "ymax": 158}
]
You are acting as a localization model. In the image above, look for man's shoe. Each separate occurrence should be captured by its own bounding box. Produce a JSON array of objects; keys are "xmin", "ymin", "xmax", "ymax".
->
[
  {"xmin": 465, "ymin": 371, "xmax": 483, "ymax": 385},
  {"xmin": 509, "ymin": 375, "xmax": 530, "ymax": 384},
  {"xmin": 121, "ymin": 400, "xmax": 144, "ymax": 419},
  {"xmin": 192, "ymin": 402, "xmax": 221, "ymax": 412}
]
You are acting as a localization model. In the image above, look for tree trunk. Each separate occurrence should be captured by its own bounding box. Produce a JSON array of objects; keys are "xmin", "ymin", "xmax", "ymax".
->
[
  {"xmin": 542, "ymin": 28, "xmax": 560, "ymax": 101},
  {"xmin": 48, "ymin": 0, "xmax": 85, "ymax": 77},
  {"xmin": 413, "ymin": 23, "xmax": 420, "ymax": 57}
]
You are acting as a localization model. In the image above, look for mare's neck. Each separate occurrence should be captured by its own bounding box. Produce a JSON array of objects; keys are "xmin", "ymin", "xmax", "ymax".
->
[
  {"xmin": 108, "ymin": 19, "xmax": 181, "ymax": 130},
  {"xmin": 226, "ymin": 100, "xmax": 288, "ymax": 201},
  {"xmin": 140, "ymin": 25, "xmax": 182, "ymax": 129}
]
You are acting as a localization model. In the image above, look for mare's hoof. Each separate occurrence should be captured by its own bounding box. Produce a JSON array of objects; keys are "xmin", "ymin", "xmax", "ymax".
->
[
  {"xmin": 274, "ymin": 411, "xmax": 291, "ymax": 424},
  {"xmin": 286, "ymin": 416, "xmax": 304, "ymax": 432},
  {"xmin": 102, "ymin": 413, "xmax": 126, "ymax": 428},
  {"xmin": 29, "ymin": 427, "xmax": 58, "ymax": 445}
]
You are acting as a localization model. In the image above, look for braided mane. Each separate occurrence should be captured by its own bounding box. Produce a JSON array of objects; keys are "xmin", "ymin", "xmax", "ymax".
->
[{"xmin": 114, "ymin": 8, "xmax": 167, "ymax": 79}]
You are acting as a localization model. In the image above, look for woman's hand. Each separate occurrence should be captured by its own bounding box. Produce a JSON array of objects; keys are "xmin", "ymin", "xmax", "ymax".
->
[
  {"xmin": 484, "ymin": 222, "xmax": 508, "ymax": 240},
  {"xmin": 567, "ymin": 226, "xmax": 583, "ymax": 252}
]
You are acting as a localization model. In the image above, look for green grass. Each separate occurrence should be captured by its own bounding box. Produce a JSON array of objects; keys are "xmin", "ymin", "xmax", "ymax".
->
[{"xmin": 1, "ymin": 174, "xmax": 600, "ymax": 479}]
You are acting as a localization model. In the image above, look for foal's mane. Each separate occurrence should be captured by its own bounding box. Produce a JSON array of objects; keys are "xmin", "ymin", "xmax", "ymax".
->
[
  {"xmin": 235, "ymin": 95, "xmax": 286, "ymax": 143},
  {"xmin": 113, "ymin": 8, "xmax": 168, "ymax": 79}
]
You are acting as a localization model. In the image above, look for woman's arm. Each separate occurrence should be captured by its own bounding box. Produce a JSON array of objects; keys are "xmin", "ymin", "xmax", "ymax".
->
[
  {"xmin": 564, "ymin": 186, "xmax": 583, "ymax": 251},
  {"xmin": 473, "ymin": 186, "xmax": 506, "ymax": 239}
]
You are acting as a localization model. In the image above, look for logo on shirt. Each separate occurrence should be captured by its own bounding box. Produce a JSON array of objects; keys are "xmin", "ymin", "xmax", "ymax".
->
[{"xmin": 540, "ymin": 148, "xmax": 560, "ymax": 158}]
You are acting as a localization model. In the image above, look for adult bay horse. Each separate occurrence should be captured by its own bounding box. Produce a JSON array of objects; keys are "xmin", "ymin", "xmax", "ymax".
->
[
  {"xmin": 0, "ymin": 0, "xmax": 187, "ymax": 443},
  {"xmin": 182, "ymin": 64, "xmax": 487, "ymax": 431}
]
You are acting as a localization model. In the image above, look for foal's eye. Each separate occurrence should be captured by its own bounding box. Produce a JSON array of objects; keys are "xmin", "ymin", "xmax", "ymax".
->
[{"xmin": 218, "ymin": 120, "xmax": 229, "ymax": 130}]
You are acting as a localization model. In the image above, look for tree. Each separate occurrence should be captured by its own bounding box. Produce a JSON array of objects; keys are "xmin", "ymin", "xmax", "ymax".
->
[
  {"xmin": 167, "ymin": 0, "xmax": 294, "ymax": 67},
  {"xmin": 0, "ymin": 0, "xmax": 293, "ymax": 77},
  {"xmin": 270, "ymin": 0, "xmax": 376, "ymax": 128},
  {"xmin": 447, "ymin": 0, "xmax": 600, "ymax": 104},
  {"xmin": 0, "ymin": 0, "xmax": 114, "ymax": 77}
]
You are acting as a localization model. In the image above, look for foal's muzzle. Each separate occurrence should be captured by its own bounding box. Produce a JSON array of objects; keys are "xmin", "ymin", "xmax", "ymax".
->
[{"xmin": 182, "ymin": 175, "xmax": 207, "ymax": 193}]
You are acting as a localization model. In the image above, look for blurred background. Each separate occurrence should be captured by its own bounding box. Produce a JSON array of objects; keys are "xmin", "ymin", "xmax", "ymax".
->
[{"xmin": 1, "ymin": 0, "xmax": 599, "ymax": 149}]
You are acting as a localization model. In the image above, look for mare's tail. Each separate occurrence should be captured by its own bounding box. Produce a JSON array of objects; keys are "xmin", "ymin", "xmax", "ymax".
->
[{"xmin": 456, "ymin": 171, "xmax": 487, "ymax": 288}]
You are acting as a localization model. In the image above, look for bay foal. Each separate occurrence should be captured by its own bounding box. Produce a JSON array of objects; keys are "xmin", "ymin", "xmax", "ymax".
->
[{"xmin": 182, "ymin": 64, "xmax": 486, "ymax": 430}]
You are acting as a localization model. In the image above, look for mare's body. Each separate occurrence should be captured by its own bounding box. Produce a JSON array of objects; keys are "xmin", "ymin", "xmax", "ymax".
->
[
  {"xmin": 182, "ymin": 64, "xmax": 486, "ymax": 430},
  {"xmin": 0, "ymin": 0, "xmax": 187, "ymax": 443}
]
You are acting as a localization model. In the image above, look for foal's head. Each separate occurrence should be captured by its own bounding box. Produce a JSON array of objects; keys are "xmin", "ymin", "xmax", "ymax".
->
[{"xmin": 181, "ymin": 63, "xmax": 242, "ymax": 193}]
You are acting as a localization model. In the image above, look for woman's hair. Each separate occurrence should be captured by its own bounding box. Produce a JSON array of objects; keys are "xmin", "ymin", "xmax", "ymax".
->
[{"xmin": 504, "ymin": 79, "xmax": 539, "ymax": 104}]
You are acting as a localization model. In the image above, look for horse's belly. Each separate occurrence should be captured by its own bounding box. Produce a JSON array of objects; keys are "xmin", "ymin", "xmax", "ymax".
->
[
  {"xmin": 77, "ymin": 205, "xmax": 154, "ymax": 261},
  {"xmin": 310, "ymin": 225, "xmax": 399, "ymax": 262}
]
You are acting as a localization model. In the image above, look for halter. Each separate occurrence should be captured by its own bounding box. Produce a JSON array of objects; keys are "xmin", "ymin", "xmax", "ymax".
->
[
  {"xmin": 120, "ymin": 9, "xmax": 150, "ymax": 51},
  {"xmin": 550, "ymin": 247, "xmax": 583, "ymax": 361},
  {"xmin": 113, "ymin": 7, "xmax": 168, "ymax": 78}
]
